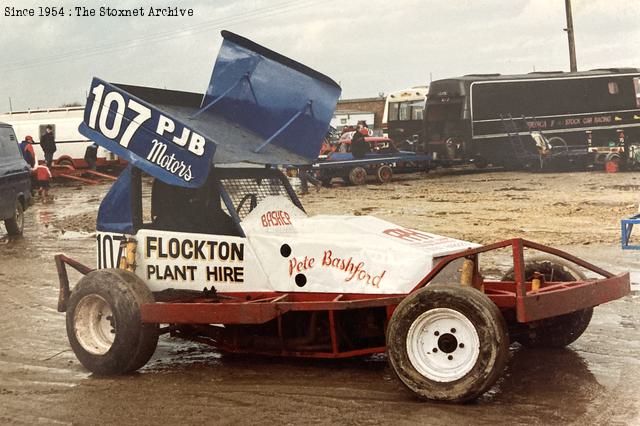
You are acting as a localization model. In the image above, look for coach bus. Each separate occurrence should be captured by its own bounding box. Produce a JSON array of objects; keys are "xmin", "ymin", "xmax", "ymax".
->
[
  {"xmin": 423, "ymin": 68, "xmax": 640, "ymax": 168},
  {"xmin": 382, "ymin": 86, "xmax": 428, "ymax": 150}
]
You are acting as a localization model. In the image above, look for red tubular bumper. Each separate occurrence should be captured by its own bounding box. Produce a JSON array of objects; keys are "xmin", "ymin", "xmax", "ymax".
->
[
  {"xmin": 416, "ymin": 238, "xmax": 631, "ymax": 323},
  {"xmin": 515, "ymin": 273, "xmax": 630, "ymax": 322}
]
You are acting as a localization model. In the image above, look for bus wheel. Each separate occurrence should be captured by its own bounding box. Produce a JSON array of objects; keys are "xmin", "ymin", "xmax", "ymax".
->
[
  {"xmin": 66, "ymin": 269, "xmax": 159, "ymax": 375},
  {"xmin": 387, "ymin": 284, "xmax": 509, "ymax": 402},
  {"xmin": 501, "ymin": 257, "xmax": 592, "ymax": 348},
  {"xmin": 375, "ymin": 165, "xmax": 393, "ymax": 184},
  {"xmin": 348, "ymin": 167, "xmax": 367, "ymax": 185}
]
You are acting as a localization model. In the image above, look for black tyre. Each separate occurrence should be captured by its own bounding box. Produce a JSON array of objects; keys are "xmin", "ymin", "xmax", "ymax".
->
[
  {"xmin": 320, "ymin": 176, "xmax": 333, "ymax": 187},
  {"xmin": 375, "ymin": 165, "xmax": 393, "ymax": 184},
  {"xmin": 348, "ymin": 167, "xmax": 367, "ymax": 185},
  {"xmin": 472, "ymin": 156, "xmax": 488, "ymax": 169},
  {"xmin": 66, "ymin": 269, "xmax": 159, "ymax": 375},
  {"xmin": 387, "ymin": 284, "xmax": 509, "ymax": 402},
  {"xmin": 4, "ymin": 199, "xmax": 24, "ymax": 236},
  {"xmin": 501, "ymin": 257, "xmax": 593, "ymax": 348},
  {"xmin": 57, "ymin": 158, "xmax": 75, "ymax": 169}
]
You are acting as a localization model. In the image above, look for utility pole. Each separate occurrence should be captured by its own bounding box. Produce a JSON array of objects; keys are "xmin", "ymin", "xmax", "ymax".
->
[
  {"xmin": 564, "ymin": 0, "xmax": 577, "ymax": 72},
  {"xmin": 8, "ymin": 97, "xmax": 12, "ymax": 113}
]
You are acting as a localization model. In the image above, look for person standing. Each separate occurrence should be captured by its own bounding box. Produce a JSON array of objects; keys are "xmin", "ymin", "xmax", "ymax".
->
[
  {"xmin": 84, "ymin": 143, "xmax": 98, "ymax": 170},
  {"xmin": 34, "ymin": 163, "xmax": 52, "ymax": 202},
  {"xmin": 298, "ymin": 166, "xmax": 321, "ymax": 194},
  {"xmin": 19, "ymin": 135, "xmax": 36, "ymax": 168},
  {"xmin": 40, "ymin": 125, "xmax": 56, "ymax": 168},
  {"xmin": 351, "ymin": 123, "xmax": 369, "ymax": 159}
]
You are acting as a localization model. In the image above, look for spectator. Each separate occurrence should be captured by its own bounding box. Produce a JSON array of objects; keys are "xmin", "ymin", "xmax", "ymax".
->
[
  {"xmin": 40, "ymin": 125, "xmax": 56, "ymax": 168},
  {"xmin": 34, "ymin": 164, "xmax": 52, "ymax": 202},
  {"xmin": 298, "ymin": 167, "xmax": 321, "ymax": 194},
  {"xmin": 19, "ymin": 135, "xmax": 36, "ymax": 168},
  {"xmin": 84, "ymin": 143, "xmax": 98, "ymax": 170},
  {"xmin": 351, "ymin": 123, "xmax": 369, "ymax": 159}
]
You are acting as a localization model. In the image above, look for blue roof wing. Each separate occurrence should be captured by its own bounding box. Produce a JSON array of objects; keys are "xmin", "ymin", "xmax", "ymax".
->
[
  {"xmin": 79, "ymin": 31, "xmax": 341, "ymax": 188},
  {"xmin": 202, "ymin": 31, "xmax": 341, "ymax": 161}
]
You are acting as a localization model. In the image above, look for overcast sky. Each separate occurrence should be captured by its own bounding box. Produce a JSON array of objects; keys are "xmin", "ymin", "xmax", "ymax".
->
[{"xmin": 0, "ymin": 0, "xmax": 638, "ymax": 111}]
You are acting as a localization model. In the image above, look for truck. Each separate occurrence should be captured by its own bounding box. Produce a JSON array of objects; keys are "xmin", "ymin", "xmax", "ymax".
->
[
  {"xmin": 424, "ymin": 69, "xmax": 640, "ymax": 169},
  {"xmin": 55, "ymin": 31, "xmax": 630, "ymax": 403}
]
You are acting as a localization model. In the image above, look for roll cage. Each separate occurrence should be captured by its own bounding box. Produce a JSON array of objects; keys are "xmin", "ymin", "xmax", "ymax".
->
[{"xmin": 125, "ymin": 166, "xmax": 303, "ymax": 238}]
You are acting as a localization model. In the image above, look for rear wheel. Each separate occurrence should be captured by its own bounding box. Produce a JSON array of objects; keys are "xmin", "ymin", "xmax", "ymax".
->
[
  {"xmin": 375, "ymin": 165, "xmax": 393, "ymax": 184},
  {"xmin": 502, "ymin": 257, "xmax": 593, "ymax": 348},
  {"xmin": 387, "ymin": 284, "xmax": 509, "ymax": 402},
  {"xmin": 66, "ymin": 269, "xmax": 158, "ymax": 375},
  {"xmin": 57, "ymin": 158, "xmax": 75, "ymax": 169},
  {"xmin": 4, "ymin": 199, "xmax": 24, "ymax": 236},
  {"xmin": 348, "ymin": 167, "xmax": 367, "ymax": 185}
]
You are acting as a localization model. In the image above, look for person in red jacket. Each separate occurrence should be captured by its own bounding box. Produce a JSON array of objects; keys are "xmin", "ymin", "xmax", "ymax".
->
[
  {"xmin": 34, "ymin": 164, "xmax": 52, "ymax": 201},
  {"xmin": 19, "ymin": 135, "xmax": 36, "ymax": 168}
]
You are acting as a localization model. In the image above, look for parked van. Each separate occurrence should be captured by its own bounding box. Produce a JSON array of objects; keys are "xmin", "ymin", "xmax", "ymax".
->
[{"xmin": 0, "ymin": 122, "xmax": 31, "ymax": 235}]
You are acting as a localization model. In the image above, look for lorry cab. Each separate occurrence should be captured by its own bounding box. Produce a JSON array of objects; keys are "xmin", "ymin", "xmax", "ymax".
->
[{"xmin": 0, "ymin": 122, "xmax": 31, "ymax": 235}]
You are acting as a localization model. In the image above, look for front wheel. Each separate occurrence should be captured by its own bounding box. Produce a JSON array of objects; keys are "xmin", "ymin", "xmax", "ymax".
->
[
  {"xmin": 4, "ymin": 199, "xmax": 24, "ymax": 236},
  {"xmin": 387, "ymin": 284, "xmax": 509, "ymax": 402},
  {"xmin": 66, "ymin": 269, "xmax": 159, "ymax": 375},
  {"xmin": 375, "ymin": 165, "xmax": 393, "ymax": 184}
]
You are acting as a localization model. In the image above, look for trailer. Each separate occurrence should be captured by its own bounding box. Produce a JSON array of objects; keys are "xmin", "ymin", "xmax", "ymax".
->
[
  {"xmin": 312, "ymin": 136, "xmax": 431, "ymax": 185},
  {"xmin": 55, "ymin": 31, "xmax": 630, "ymax": 403}
]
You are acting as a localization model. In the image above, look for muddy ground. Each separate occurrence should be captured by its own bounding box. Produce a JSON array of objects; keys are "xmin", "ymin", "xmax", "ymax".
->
[{"xmin": 0, "ymin": 169, "xmax": 639, "ymax": 425}]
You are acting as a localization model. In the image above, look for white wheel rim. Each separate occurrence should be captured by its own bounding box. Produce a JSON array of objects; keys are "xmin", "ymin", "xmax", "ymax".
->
[
  {"xmin": 74, "ymin": 294, "xmax": 115, "ymax": 355},
  {"xmin": 406, "ymin": 308, "xmax": 480, "ymax": 382}
]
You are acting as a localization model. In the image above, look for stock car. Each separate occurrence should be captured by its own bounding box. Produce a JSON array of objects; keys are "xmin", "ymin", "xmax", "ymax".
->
[
  {"xmin": 315, "ymin": 136, "xmax": 430, "ymax": 186},
  {"xmin": 54, "ymin": 31, "xmax": 630, "ymax": 403}
]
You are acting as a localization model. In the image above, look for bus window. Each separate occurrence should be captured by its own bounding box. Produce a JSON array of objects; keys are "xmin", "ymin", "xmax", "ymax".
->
[
  {"xmin": 608, "ymin": 81, "xmax": 619, "ymax": 95},
  {"xmin": 388, "ymin": 103, "xmax": 400, "ymax": 121},
  {"xmin": 634, "ymin": 77, "xmax": 640, "ymax": 107},
  {"xmin": 399, "ymin": 102, "xmax": 411, "ymax": 121},
  {"xmin": 410, "ymin": 101, "xmax": 424, "ymax": 120}
]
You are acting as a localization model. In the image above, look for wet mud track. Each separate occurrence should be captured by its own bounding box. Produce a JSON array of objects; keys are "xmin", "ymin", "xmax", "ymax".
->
[{"xmin": 1, "ymin": 172, "xmax": 639, "ymax": 425}]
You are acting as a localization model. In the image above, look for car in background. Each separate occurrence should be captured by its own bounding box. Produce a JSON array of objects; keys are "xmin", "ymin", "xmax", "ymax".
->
[
  {"xmin": 0, "ymin": 122, "xmax": 31, "ymax": 235},
  {"xmin": 316, "ymin": 136, "xmax": 430, "ymax": 185}
]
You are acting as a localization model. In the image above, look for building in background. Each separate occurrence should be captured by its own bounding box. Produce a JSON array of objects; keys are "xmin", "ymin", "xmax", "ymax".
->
[{"xmin": 335, "ymin": 96, "xmax": 385, "ymax": 130}]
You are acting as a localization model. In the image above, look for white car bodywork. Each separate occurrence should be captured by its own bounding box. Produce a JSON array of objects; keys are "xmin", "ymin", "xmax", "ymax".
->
[{"xmin": 98, "ymin": 196, "xmax": 478, "ymax": 295}]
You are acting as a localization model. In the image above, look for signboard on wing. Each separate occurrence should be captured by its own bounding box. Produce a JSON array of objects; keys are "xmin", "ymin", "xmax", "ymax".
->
[{"xmin": 79, "ymin": 78, "xmax": 216, "ymax": 188}]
